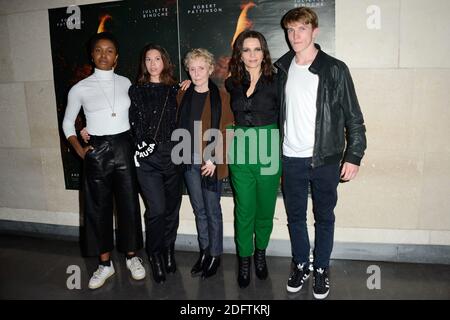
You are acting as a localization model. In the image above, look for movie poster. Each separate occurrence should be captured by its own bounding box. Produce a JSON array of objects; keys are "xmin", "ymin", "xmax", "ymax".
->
[
  {"xmin": 177, "ymin": 0, "xmax": 335, "ymax": 196},
  {"xmin": 49, "ymin": 0, "xmax": 178, "ymax": 189},
  {"xmin": 178, "ymin": 0, "xmax": 335, "ymax": 87},
  {"xmin": 49, "ymin": 0, "xmax": 335, "ymax": 191}
]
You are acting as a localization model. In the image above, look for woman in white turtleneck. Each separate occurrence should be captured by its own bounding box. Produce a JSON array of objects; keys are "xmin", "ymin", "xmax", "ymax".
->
[{"xmin": 62, "ymin": 32, "xmax": 145, "ymax": 290}]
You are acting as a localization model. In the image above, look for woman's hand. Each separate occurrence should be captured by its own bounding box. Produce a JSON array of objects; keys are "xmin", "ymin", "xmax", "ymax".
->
[
  {"xmin": 201, "ymin": 160, "xmax": 216, "ymax": 177},
  {"xmin": 79, "ymin": 145, "xmax": 94, "ymax": 160},
  {"xmin": 80, "ymin": 127, "xmax": 90, "ymax": 144},
  {"xmin": 179, "ymin": 79, "xmax": 192, "ymax": 91},
  {"xmin": 67, "ymin": 135, "xmax": 93, "ymax": 160}
]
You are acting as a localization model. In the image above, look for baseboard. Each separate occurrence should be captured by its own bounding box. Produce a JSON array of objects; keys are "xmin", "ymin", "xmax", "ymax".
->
[{"xmin": 1, "ymin": 219, "xmax": 449, "ymax": 265}]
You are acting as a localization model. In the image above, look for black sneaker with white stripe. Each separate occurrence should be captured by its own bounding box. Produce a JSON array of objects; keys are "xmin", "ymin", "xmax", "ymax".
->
[
  {"xmin": 286, "ymin": 262, "xmax": 310, "ymax": 293},
  {"xmin": 313, "ymin": 267, "xmax": 330, "ymax": 299}
]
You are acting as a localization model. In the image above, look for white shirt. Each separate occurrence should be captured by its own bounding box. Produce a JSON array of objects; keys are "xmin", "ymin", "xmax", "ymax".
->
[
  {"xmin": 283, "ymin": 58, "xmax": 319, "ymax": 157},
  {"xmin": 62, "ymin": 68, "xmax": 131, "ymax": 138}
]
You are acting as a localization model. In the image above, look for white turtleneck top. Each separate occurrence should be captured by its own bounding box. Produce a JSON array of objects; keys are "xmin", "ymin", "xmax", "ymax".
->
[{"xmin": 62, "ymin": 68, "xmax": 132, "ymax": 138}]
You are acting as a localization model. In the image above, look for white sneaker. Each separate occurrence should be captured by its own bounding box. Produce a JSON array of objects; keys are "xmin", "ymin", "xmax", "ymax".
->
[
  {"xmin": 88, "ymin": 262, "xmax": 115, "ymax": 289},
  {"xmin": 126, "ymin": 257, "xmax": 146, "ymax": 280}
]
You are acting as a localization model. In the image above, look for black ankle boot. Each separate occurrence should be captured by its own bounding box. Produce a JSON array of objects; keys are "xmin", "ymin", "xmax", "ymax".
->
[
  {"xmin": 254, "ymin": 249, "xmax": 268, "ymax": 280},
  {"xmin": 191, "ymin": 249, "xmax": 208, "ymax": 277},
  {"xmin": 164, "ymin": 244, "xmax": 176, "ymax": 274},
  {"xmin": 238, "ymin": 256, "xmax": 251, "ymax": 288},
  {"xmin": 202, "ymin": 256, "xmax": 221, "ymax": 279},
  {"xmin": 148, "ymin": 254, "xmax": 165, "ymax": 283}
]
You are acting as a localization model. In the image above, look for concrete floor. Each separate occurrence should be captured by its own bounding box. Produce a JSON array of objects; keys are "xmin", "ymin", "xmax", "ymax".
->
[{"xmin": 1, "ymin": 234, "xmax": 449, "ymax": 301}]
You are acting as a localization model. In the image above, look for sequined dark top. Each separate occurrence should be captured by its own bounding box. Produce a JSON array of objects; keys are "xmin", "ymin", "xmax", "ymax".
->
[{"xmin": 129, "ymin": 82, "xmax": 179, "ymax": 144}]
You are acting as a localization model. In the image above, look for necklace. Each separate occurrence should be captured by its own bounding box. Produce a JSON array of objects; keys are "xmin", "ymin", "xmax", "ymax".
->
[{"xmin": 93, "ymin": 72, "xmax": 116, "ymax": 117}]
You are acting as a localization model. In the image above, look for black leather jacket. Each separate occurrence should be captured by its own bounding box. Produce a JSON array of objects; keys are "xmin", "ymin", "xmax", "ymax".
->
[{"xmin": 275, "ymin": 44, "xmax": 367, "ymax": 167}]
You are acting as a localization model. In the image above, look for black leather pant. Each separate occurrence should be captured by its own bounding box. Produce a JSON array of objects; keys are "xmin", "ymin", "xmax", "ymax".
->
[
  {"xmin": 136, "ymin": 142, "xmax": 182, "ymax": 256},
  {"xmin": 83, "ymin": 131, "xmax": 143, "ymax": 256}
]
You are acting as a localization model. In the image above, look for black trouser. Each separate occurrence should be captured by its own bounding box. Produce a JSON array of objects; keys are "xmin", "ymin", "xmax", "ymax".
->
[
  {"xmin": 136, "ymin": 142, "xmax": 182, "ymax": 256},
  {"xmin": 83, "ymin": 131, "xmax": 143, "ymax": 256}
]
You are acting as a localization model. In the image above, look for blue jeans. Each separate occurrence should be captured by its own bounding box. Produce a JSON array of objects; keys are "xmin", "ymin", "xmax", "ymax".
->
[
  {"xmin": 184, "ymin": 164, "xmax": 223, "ymax": 256},
  {"xmin": 282, "ymin": 156, "xmax": 340, "ymax": 268}
]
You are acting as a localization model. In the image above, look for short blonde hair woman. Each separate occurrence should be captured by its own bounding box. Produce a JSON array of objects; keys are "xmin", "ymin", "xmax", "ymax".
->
[
  {"xmin": 184, "ymin": 48, "xmax": 215, "ymax": 73},
  {"xmin": 177, "ymin": 48, "xmax": 234, "ymax": 279}
]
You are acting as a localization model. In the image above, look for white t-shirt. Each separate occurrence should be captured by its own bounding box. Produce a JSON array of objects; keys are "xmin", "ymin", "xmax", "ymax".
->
[
  {"xmin": 283, "ymin": 58, "xmax": 319, "ymax": 157},
  {"xmin": 62, "ymin": 68, "xmax": 131, "ymax": 138}
]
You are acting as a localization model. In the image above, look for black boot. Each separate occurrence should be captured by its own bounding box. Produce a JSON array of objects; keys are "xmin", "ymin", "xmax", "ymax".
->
[
  {"xmin": 148, "ymin": 254, "xmax": 166, "ymax": 283},
  {"xmin": 202, "ymin": 256, "xmax": 221, "ymax": 279},
  {"xmin": 191, "ymin": 249, "xmax": 208, "ymax": 277},
  {"xmin": 254, "ymin": 248, "xmax": 268, "ymax": 280},
  {"xmin": 163, "ymin": 244, "xmax": 177, "ymax": 274},
  {"xmin": 238, "ymin": 256, "xmax": 251, "ymax": 288}
]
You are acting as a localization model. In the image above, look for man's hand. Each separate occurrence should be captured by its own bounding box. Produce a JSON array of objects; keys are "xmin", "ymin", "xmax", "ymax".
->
[{"xmin": 340, "ymin": 162, "xmax": 359, "ymax": 181}]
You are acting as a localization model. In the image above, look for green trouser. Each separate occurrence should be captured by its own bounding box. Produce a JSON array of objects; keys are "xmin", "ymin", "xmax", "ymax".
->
[{"xmin": 228, "ymin": 123, "xmax": 281, "ymax": 257}]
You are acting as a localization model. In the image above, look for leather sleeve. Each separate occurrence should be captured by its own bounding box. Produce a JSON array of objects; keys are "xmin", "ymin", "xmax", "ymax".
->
[{"xmin": 339, "ymin": 63, "xmax": 367, "ymax": 165}]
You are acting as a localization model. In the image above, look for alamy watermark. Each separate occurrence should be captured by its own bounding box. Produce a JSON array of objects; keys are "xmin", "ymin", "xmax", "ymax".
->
[
  {"xmin": 66, "ymin": 6, "xmax": 81, "ymax": 30},
  {"xmin": 170, "ymin": 121, "xmax": 280, "ymax": 176},
  {"xmin": 367, "ymin": 5, "xmax": 381, "ymax": 30},
  {"xmin": 366, "ymin": 265, "xmax": 381, "ymax": 290},
  {"xmin": 66, "ymin": 265, "xmax": 81, "ymax": 290}
]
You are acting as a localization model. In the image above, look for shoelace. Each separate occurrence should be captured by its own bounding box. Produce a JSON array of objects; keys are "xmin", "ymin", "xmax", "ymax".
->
[
  {"xmin": 289, "ymin": 263, "xmax": 305, "ymax": 280},
  {"xmin": 239, "ymin": 258, "xmax": 250, "ymax": 274},
  {"xmin": 314, "ymin": 268, "xmax": 328, "ymax": 289},
  {"xmin": 129, "ymin": 257, "xmax": 144, "ymax": 271},
  {"xmin": 241, "ymin": 258, "xmax": 250, "ymax": 267},
  {"xmin": 92, "ymin": 265, "xmax": 108, "ymax": 279}
]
